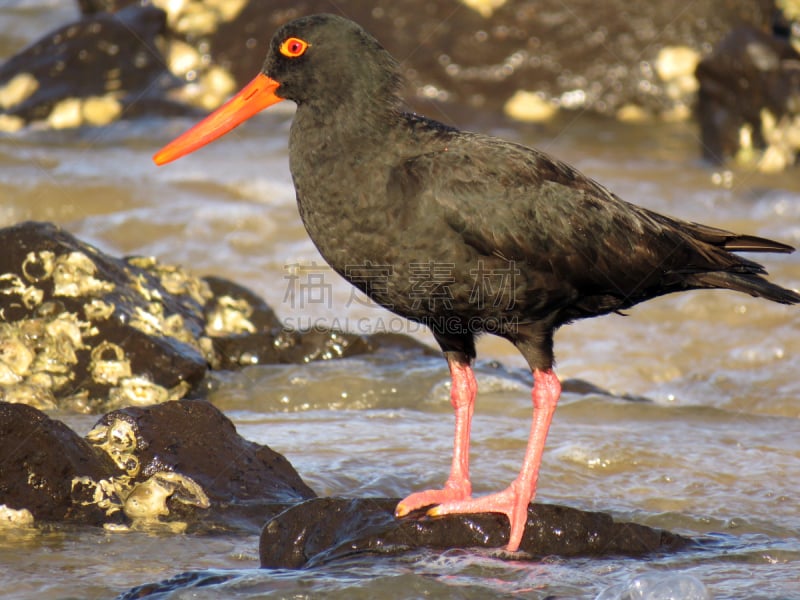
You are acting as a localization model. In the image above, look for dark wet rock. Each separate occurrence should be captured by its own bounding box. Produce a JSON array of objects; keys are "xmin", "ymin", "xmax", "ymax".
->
[
  {"xmin": 0, "ymin": 402, "xmax": 124, "ymax": 525},
  {"xmin": 116, "ymin": 571, "xmax": 238, "ymax": 600},
  {"xmin": 696, "ymin": 24, "xmax": 800, "ymax": 171},
  {"xmin": 89, "ymin": 400, "xmax": 316, "ymax": 512},
  {"xmin": 0, "ymin": 5, "xmax": 180, "ymax": 130},
  {"xmin": 259, "ymin": 497, "xmax": 691, "ymax": 568},
  {"xmin": 0, "ymin": 399, "xmax": 314, "ymax": 530}
]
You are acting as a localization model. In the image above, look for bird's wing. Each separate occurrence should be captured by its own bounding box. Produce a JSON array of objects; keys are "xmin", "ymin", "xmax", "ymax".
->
[{"xmin": 395, "ymin": 133, "xmax": 702, "ymax": 301}]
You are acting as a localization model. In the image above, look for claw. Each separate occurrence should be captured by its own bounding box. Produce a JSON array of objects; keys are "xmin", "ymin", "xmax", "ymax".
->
[
  {"xmin": 424, "ymin": 484, "xmax": 529, "ymax": 551},
  {"xmin": 396, "ymin": 480, "xmax": 472, "ymax": 517}
]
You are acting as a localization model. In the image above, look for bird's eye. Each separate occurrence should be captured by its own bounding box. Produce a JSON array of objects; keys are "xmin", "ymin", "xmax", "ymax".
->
[{"xmin": 279, "ymin": 37, "xmax": 309, "ymax": 58}]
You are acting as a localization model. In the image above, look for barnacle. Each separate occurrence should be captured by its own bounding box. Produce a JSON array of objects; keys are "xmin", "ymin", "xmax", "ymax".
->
[
  {"xmin": 0, "ymin": 273, "xmax": 26, "ymax": 295},
  {"xmin": 153, "ymin": 263, "xmax": 212, "ymax": 307},
  {"xmin": 21, "ymin": 287, "xmax": 43, "ymax": 309},
  {"xmin": 86, "ymin": 417, "xmax": 140, "ymax": 477},
  {"xmin": 0, "ymin": 73, "xmax": 39, "ymax": 111},
  {"xmin": 0, "ymin": 272, "xmax": 42, "ymax": 309},
  {"xmin": 129, "ymin": 258, "xmax": 209, "ymax": 307},
  {"xmin": 0, "ymin": 383, "xmax": 56, "ymax": 410},
  {"xmin": 83, "ymin": 298, "xmax": 115, "ymax": 321},
  {"xmin": 109, "ymin": 376, "xmax": 170, "ymax": 407},
  {"xmin": 129, "ymin": 272, "xmax": 161, "ymax": 302},
  {"xmin": 122, "ymin": 471, "xmax": 209, "ymax": 521},
  {"xmin": 163, "ymin": 313, "xmax": 197, "ymax": 345},
  {"xmin": 44, "ymin": 310, "xmax": 84, "ymax": 349},
  {"xmin": 70, "ymin": 476, "xmax": 123, "ymax": 516},
  {"xmin": 154, "ymin": 0, "xmax": 247, "ymax": 35},
  {"xmin": 129, "ymin": 304, "xmax": 164, "ymax": 336},
  {"xmin": 205, "ymin": 295, "xmax": 256, "ymax": 336},
  {"xmin": 52, "ymin": 251, "xmax": 114, "ymax": 297},
  {"xmin": 0, "ymin": 505, "xmax": 34, "ymax": 526},
  {"xmin": 21, "ymin": 250, "xmax": 55, "ymax": 283},
  {"xmin": 89, "ymin": 341, "xmax": 132, "ymax": 385},
  {"xmin": 0, "ymin": 326, "xmax": 34, "ymax": 383}
]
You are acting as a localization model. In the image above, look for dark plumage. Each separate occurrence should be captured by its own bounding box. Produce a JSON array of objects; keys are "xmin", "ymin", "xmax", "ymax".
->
[{"xmin": 155, "ymin": 14, "xmax": 799, "ymax": 552}]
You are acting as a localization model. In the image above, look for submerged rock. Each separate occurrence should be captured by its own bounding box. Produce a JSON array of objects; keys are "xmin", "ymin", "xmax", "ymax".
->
[{"xmin": 259, "ymin": 497, "xmax": 691, "ymax": 568}]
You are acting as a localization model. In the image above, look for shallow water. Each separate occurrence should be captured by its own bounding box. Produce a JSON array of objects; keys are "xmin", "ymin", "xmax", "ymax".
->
[{"xmin": 2, "ymin": 3, "xmax": 800, "ymax": 599}]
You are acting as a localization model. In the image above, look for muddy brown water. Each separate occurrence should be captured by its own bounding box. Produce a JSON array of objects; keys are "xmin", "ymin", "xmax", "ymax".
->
[{"xmin": 1, "ymin": 3, "xmax": 799, "ymax": 599}]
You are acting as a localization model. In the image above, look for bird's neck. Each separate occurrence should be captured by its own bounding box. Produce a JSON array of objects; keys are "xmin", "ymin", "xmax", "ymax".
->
[
  {"xmin": 290, "ymin": 94, "xmax": 402, "ymax": 166},
  {"xmin": 287, "ymin": 96, "xmax": 407, "ymax": 274}
]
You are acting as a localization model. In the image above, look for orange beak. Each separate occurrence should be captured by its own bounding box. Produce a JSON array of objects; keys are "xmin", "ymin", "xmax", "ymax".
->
[{"xmin": 153, "ymin": 73, "xmax": 283, "ymax": 165}]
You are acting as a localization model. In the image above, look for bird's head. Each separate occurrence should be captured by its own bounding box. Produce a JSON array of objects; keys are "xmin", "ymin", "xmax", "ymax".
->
[{"xmin": 153, "ymin": 14, "xmax": 400, "ymax": 166}]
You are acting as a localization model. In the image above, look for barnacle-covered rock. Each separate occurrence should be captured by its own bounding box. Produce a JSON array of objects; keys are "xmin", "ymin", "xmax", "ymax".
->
[
  {"xmin": 0, "ymin": 4, "xmax": 180, "ymax": 129},
  {"xmin": 0, "ymin": 400, "xmax": 317, "ymax": 531},
  {"xmin": 202, "ymin": 276, "xmax": 436, "ymax": 369},
  {"xmin": 90, "ymin": 400, "xmax": 316, "ymax": 516},
  {"xmin": 0, "ymin": 222, "xmax": 208, "ymax": 412}
]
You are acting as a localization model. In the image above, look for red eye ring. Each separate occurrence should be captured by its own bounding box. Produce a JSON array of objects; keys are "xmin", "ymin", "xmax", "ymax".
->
[{"xmin": 279, "ymin": 37, "xmax": 309, "ymax": 58}]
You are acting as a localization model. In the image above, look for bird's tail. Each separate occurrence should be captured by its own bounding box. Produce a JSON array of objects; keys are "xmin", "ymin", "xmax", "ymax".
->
[
  {"xmin": 656, "ymin": 216, "xmax": 800, "ymax": 304},
  {"xmin": 685, "ymin": 271, "xmax": 800, "ymax": 305}
]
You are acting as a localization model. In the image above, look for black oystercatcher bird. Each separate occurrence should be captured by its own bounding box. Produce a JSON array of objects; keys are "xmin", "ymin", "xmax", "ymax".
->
[{"xmin": 154, "ymin": 14, "xmax": 800, "ymax": 552}]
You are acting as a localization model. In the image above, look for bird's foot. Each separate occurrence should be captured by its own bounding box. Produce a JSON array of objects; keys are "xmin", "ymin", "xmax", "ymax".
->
[
  {"xmin": 427, "ymin": 481, "xmax": 531, "ymax": 552},
  {"xmin": 395, "ymin": 479, "xmax": 472, "ymax": 517}
]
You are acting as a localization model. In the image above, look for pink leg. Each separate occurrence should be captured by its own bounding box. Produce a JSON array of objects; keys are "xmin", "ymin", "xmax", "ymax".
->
[
  {"xmin": 395, "ymin": 356, "xmax": 477, "ymax": 517},
  {"xmin": 428, "ymin": 369, "xmax": 561, "ymax": 552}
]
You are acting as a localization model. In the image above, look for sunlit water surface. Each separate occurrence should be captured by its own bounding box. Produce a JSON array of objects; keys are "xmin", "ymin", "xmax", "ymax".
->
[{"xmin": 1, "ymin": 3, "xmax": 799, "ymax": 599}]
